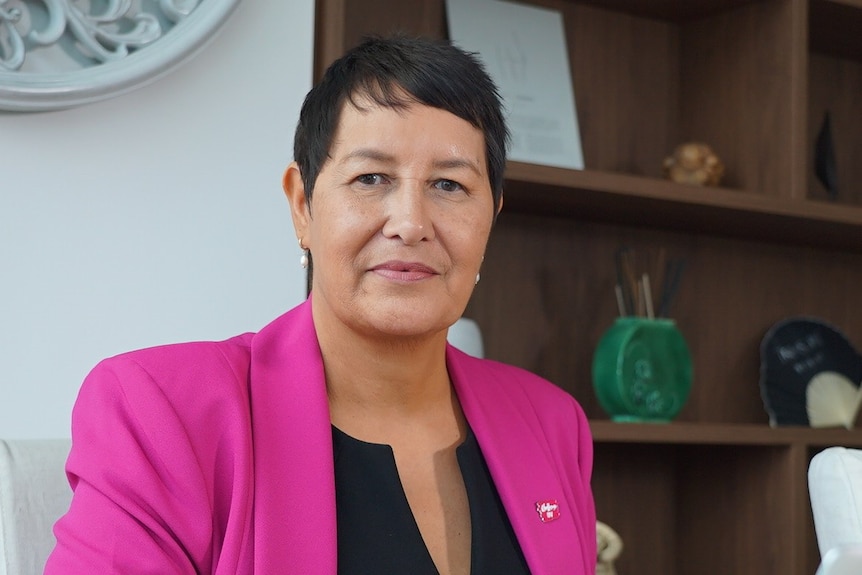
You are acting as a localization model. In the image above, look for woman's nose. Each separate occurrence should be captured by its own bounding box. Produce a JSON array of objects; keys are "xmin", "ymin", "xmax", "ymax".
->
[{"xmin": 381, "ymin": 181, "xmax": 434, "ymax": 245}]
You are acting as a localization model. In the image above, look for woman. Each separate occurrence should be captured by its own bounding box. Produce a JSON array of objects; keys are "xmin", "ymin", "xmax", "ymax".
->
[{"xmin": 45, "ymin": 35, "xmax": 596, "ymax": 574}]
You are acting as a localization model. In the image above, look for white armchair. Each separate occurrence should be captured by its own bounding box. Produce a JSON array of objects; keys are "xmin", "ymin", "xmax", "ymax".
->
[
  {"xmin": 808, "ymin": 446, "xmax": 862, "ymax": 574},
  {"xmin": 0, "ymin": 439, "xmax": 72, "ymax": 575}
]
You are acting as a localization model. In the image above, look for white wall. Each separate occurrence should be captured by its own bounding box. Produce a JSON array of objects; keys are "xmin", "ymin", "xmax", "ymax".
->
[{"xmin": 0, "ymin": 0, "xmax": 314, "ymax": 439}]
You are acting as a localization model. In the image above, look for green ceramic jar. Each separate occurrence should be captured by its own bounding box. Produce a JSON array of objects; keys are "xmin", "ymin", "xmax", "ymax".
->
[{"xmin": 592, "ymin": 317, "xmax": 693, "ymax": 422}]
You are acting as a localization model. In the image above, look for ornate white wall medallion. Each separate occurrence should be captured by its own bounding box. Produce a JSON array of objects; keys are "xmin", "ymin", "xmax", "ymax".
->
[{"xmin": 0, "ymin": 0, "xmax": 241, "ymax": 111}]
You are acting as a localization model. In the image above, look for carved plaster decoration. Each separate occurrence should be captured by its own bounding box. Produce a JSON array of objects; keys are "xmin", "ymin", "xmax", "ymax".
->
[{"xmin": 0, "ymin": 0, "xmax": 240, "ymax": 111}]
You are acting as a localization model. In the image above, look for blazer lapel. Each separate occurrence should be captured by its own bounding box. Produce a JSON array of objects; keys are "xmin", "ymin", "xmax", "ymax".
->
[
  {"xmin": 249, "ymin": 298, "xmax": 337, "ymax": 574},
  {"xmin": 245, "ymin": 303, "xmax": 589, "ymax": 574},
  {"xmin": 448, "ymin": 346, "xmax": 586, "ymax": 575}
]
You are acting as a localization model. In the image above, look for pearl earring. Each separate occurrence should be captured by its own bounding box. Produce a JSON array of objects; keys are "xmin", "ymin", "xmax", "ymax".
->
[
  {"xmin": 298, "ymin": 238, "xmax": 309, "ymax": 269},
  {"xmin": 475, "ymin": 272, "xmax": 480, "ymax": 285}
]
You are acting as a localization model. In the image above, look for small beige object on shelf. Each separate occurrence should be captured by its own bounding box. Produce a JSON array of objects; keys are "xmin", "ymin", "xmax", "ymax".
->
[
  {"xmin": 596, "ymin": 520, "xmax": 623, "ymax": 575},
  {"xmin": 662, "ymin": 142, "xmax": 725, "ymax": 186}
]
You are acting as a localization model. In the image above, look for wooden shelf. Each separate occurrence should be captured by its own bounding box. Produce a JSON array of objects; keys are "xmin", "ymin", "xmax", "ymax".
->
[
  {"xmin": 590, "ymin": 420, "xmax": 862, "ymax": 447},
  {"xmin": 575, "ymin": 0, "xmax": 760, "ymax": 22},
  {"xmin": 504, "ymin": 162, "xmax": 862, "ymax": 252},
  {"xmin": 315, "ymin": 0, "xmax": 862, "ymax": 572}
]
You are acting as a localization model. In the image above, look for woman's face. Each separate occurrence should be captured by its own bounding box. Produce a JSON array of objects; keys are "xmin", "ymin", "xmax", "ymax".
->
[{"xmin": 286, "ymin": 97, "xmax": 497, "ymax": 341}]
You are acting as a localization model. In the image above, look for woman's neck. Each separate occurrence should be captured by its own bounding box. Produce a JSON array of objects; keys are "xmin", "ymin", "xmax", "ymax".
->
[{"xmin": 313, "ymin": 305, "xmax": 461, "ymax": 442}]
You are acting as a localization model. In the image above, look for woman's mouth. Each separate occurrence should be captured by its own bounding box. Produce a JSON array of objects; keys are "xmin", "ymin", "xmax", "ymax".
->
[{"xmin": 371, "ymin": 261, "xmax": 438, "ymax": 282}]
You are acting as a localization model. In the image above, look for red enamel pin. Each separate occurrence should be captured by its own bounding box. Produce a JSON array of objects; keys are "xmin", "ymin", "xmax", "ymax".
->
[{"xmin": 536, "ymin": 499, "xmax": 561, "ymax": 523}]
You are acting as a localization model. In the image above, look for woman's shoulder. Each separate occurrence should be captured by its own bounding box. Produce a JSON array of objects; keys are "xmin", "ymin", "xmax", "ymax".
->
[
  {"xmin": 78, "ymin": 301, "xmax": 315, "ymax": 427},
  {"xmin": 96, "ymin": 333, "xmax": 255, "ymax": 382},
  {"xmin": 79, "ymin": 333, "xmax": 257, "ymax": 425}
]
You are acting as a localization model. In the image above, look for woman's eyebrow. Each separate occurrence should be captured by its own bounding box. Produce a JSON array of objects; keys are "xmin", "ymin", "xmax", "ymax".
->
[
  {"xmin": 340, "ymin": 148, "xmax": 483, "ymax": 176},
  {"xmin": 340, "ymin": 148, "xmax": 395, "ymax": 164},
  {"xmin": 432, "ymin": 157, "xmax": 483, "ymax": 176}
]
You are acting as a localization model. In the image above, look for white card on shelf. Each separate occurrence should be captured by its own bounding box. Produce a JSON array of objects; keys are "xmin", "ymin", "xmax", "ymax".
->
[{"xmin": 446, "ymin": 0, "xmax": 584, "ymax": 170}]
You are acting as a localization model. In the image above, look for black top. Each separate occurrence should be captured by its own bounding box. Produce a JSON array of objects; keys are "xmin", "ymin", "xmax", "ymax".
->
[{"xmin": 332, "ymin": 425, "xmax": 531, "ymax": 575}]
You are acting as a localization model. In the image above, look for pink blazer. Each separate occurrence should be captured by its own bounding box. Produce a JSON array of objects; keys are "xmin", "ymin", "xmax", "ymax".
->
[{"xmin": 45, "ymin": 299, "xmax": 596, "ymax": 574}]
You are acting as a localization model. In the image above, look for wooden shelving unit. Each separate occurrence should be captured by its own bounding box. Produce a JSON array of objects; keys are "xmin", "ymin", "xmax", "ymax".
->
[
  {"xmin": 314, "ymin": 0, "xmax": 862, "ymax": 572},
  {"xmin": 591, "ymin": 420, "xmax": 862, "ymax": 446},
  {"xmin": 504, "ymin": 162, "xmax": 862, "ymax": 251}
]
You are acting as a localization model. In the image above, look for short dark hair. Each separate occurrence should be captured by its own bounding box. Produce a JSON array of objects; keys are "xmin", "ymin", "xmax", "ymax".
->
[{"xmin": 293, "ymin": 34, "xmax": 509, "ymax": 214}]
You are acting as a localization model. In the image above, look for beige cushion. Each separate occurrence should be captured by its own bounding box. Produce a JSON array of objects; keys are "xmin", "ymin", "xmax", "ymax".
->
[{"xmin": 0, "ymin": 439, "xmax": 71, "ymax": 575}]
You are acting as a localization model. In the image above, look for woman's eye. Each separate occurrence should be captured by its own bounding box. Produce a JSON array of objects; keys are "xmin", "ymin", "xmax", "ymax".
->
[
  {"xmin": 356, "ymin": 174, "xmax": 385, "ymax": 185},
  {"xmin": 434, "ymin": 179, "xmax": 463, "ymax": 193}
]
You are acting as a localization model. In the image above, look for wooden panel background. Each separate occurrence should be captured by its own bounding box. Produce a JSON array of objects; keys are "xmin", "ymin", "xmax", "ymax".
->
[
  {"xmin": 551, "ymin": 2, "xmax": 680, "ymax": 177},
  {"xmin": 315, "ymin": 0, "xmax": 803, "ymax": 190},
  {"xmin": 592, "ymin": 443, "xmax": 802, "ymax": 575},
  {"xmin": 807, "ymin": 53, "xmax": 862, "ymax": 204},
  {"xmin": 591, "ymin": 444, "xmax": 679, "ymax": 574},
  {"xmin": 680, "ymin": 0, "xmax": 802, "ymax": 198},
  {"xmin": 465, "ymin": 212, "xmax": 862, "ymax": 424},
  {"xmin": 313, "ymin": 0, "xmax": 862, "ymax": 571},
  {"xmin": 675, "ymin": 445, "xmax": 800, "ymax": 574}
]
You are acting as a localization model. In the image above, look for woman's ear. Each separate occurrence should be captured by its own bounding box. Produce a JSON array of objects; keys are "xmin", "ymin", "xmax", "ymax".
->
[
  {"xmin": 493, "ymin": 193, "xmax": 504, "ymax": 222},
  {"xmin": 283, "ymin": 161, "xmax": 310, "ymax": 243}
]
